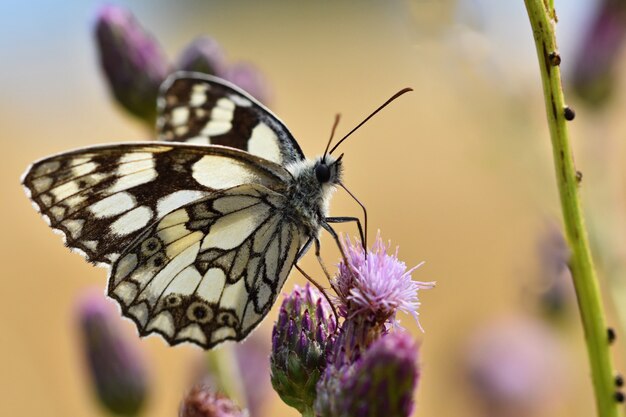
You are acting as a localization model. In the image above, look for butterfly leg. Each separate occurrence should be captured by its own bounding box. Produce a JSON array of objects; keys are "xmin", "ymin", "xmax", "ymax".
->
[
  {"xmin": 296, "ymin": 236, "xmax": 314, "ymax": 262},
  {"xmin": 294, "ymin": 263, "xmax": 340, "ymax": 326},
  {"xmin": 320, "ymin": 221, "xmax": 351, "ymax": 268},
  {"xmin": 325, "ymin": 216, "xmax": 365, "ymax": 249},
  {"xmin": 338, "ymin": 183, "xmax": 368, "ymax": 249}
]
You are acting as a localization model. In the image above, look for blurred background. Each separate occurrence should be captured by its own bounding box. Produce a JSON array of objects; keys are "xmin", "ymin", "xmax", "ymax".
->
[{"xmin": 3, "ymin": 0, "xmax": 626, "ymax": 416}]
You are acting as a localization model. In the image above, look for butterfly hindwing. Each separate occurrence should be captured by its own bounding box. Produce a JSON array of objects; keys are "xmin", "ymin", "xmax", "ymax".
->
[
  {"xmin": 156, "ymin": 72, "xmax": 305, "ymax": 165},
  {"xmin": 108, "ymin": 184, "xmax": 305, "ymax": 348},
  {"xmin": 22, "ymin": 142, "xmax": 291, "ymax": 265}
]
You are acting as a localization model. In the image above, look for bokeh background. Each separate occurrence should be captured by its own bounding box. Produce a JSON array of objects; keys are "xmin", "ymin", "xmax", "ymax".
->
[{"xmin": 3, "ymin": 0, "xmax": 626, "ymax": 416}]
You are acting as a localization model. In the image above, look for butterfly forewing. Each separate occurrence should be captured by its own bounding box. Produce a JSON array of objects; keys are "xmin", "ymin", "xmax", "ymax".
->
[
  {"xmin": 22, "ymin": 72, "xmax": 342, "ymax": 350},
  {"xmin": 156, "ymin": 72, "xmax": 305, "ymax": 165},
  {"xmin": 109, "ymin": 184, "xmax": 305, "ymax": 348},
  {"xmin": 22, "ymin": 142, "xmax": 291, "ymax": 265}
]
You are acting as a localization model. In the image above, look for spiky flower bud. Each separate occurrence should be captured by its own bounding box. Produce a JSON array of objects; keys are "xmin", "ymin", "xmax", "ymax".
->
[
  {"xmin": 77, "ymin": 289, "xmax": 148, "ymax": 416},
  {"xmin": 179, "ymin": 383, "xmax": 246, "ymax": 417},
  {"xmin": 177, "ymin": 36, "xmax": 227, "ymax": 76},
  {"xmin": 94, "ymin": 5, "xmax": 169, "ymax": 124},
  {"xmin": 315, "ymin": 331, "xmax": 420, "ymax": 417},
  {"xmin": 270, "ymin": 284, "xmax": 336, "ymax": 414}
]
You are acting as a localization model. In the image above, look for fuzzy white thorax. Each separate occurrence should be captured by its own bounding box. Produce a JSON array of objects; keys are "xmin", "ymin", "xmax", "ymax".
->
[{"xmin": 284, "ymin": 156, "xmax": 341, "ymax": 234}]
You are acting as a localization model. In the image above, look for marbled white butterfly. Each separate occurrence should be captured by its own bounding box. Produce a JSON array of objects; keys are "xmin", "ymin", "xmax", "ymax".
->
[{"xmin": 22, "ymin": 72, "xmax": 411, "ymax": 349}]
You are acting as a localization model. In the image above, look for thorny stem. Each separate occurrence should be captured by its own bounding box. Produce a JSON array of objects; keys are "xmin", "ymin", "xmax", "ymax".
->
[{"xmin": 524, "ymin": 1, "xmax": 621, "ymax": 416}]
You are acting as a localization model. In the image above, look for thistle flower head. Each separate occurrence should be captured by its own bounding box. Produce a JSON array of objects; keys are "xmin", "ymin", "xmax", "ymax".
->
[
  {"xmin": 77, "ymin": 289, "xmax": 148, "ymax": 416},
  {"xmin": 179, "ymin": 383, "xmax": 246, "ymax": 417},
  {"xmin": 335, "ymin": 233, "xmax": 435, "ymax": 330},
  {"xmin": 94, "ymin": 4, "xmax": 169, "ymax": 124},
  {"xmin": 315, "ymin": 331, "xmax": 420, "ymax": 417},
  {"xmin": 270, "ymin": 284, "xmax": 336, "ymax": 414}
]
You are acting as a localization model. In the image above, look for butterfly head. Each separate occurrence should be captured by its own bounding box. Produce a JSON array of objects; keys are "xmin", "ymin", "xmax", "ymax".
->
[{"xmin": 315, "ymin": 154, "xmax": 343, "ymax": 186}]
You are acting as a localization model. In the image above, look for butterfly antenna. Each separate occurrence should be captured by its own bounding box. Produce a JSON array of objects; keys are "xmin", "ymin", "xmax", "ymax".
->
[
  {"xmin": 323, "ymin": 113, "xmax": 341, "ymax": 161},
  {"xmin": 329, "ymin": 87, "xmax": 413, "ymax": 155},
  {"xmin": 339, "ymin": 182, "xmax": 368, "ymax": 250}
]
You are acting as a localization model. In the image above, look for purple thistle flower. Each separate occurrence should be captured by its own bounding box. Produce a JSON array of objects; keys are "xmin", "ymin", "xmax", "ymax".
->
[
  {"xmin": 179, "ymin": 383, "xmax": 246, "ymax": 417},
  {"xmin": 94, "ymin": 5, "xmax": 169, "ymax": 124},
  {"xmin": 177, "ymin": 36, "xmax": 227, "ymax": 76},
  {"xmin": 334, "ymin": 232, "xmax": 435, "ymax": 331},
  {"xmin": 315, "ymin": 332, "xmax": 420, "ymax": 417},
  {"xmin": 270, "ymin": 284, "xmax": 336, "ymax": 415},
  {"xmin": 77, "ymin": 288, "xmax": 148, "ymax": 416}
]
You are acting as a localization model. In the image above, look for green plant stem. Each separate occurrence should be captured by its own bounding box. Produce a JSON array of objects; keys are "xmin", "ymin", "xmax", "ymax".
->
[
  {"xmin": 523, "ymin": 1, "xmax": 621, "ymax": 417},
  {"xmin": 206, "ymin": 347, "xmax": 247, "ymax": 409}
]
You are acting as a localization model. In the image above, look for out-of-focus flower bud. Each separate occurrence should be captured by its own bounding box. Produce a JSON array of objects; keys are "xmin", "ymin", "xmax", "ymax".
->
[
  {"xmin": 94, "ymin": 5, "xmax": 169, "ymax": 124},
  {"xmin": 222, "ymin": 62, "xmax": 271, "ymax": 104},
  {"xmin": 570, "ymin": 0, "xmax": 626, "ymax": 107},
  {"xmin": 535, "ymin": 221, "xmax": 574, "ymax": 320},
  {"xmin": 315, "ymin": 332, "xmax": 420, "ymax": 417},
  {"xmin": 463, "ymin": 316, "xmax": 567, "ymax": 417},
  {"xmin": 77, "ymin": 289, "xmax": 148, "ymax": 416},
  {"xmin": 179, "ymin": 383, "xmax": 246, "ymax": 417},
  {"xmin": 177, "ymin": 36, "xmax": 227, "ymax": 76},
  {"xmin": 189, "ymin": 335, "xmax": 271, "ymax": 417},
  {"xmin": 270, "ymin": 283, "xmax": 336, "ymax": 415}
]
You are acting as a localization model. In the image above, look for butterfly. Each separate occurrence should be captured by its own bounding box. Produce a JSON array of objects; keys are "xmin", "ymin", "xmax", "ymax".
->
[{"xmin": 22, "ymin": 71, "xmax": 411, "ymax": 349}]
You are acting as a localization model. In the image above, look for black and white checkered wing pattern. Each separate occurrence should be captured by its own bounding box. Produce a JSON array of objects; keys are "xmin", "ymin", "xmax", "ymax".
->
[
  {"xmin": 22, "ymin": 142, "xmax": 290, "ymax": 265},
  {"xmin": 156, "ymin": 72, "xmax": 305, "ymax": 165},
  {"xmin": 108, "ymin": 184, "xmax": 305, "ymax": 348}
]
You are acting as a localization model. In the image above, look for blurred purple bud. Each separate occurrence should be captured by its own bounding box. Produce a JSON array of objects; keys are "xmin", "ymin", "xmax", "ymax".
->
[
  {"xmin": 77, "ymin": 289, "xmax": 148, "ymax": 416},
  {"xmin": 315, "ymin": 332, "xmax": 420, "ymax": 417},
  {"xmin": 535, "ymin": 221, "xmax": 574, "ymax": 319},
  {"xmin": 186, "ymin": 334, "xmax": 271, "ymax": 417},
  {"xmin": 177, "ymin": 36, "xmax": 227, "ymax": 76},
  {"xmin": 94, "ymin": 5, "xmax": 169, "ymax": 124},
  {"xmin": 270, "ymin": 284, "xmax": 336, "ymax": 414},
  {"xmin": 222, "ymin": 62, "xmax": 271, "ymax": 104},
  {"xmin": 233, "ymin": 336, "xmax": 272, "ymax": 417},
  {"xmin": 179, "ymin": 383, "xmax": 245, "ymax": 417},
  {"xmin": 570, "ymin": 0, "xmax": 626, "ymax": 106},
  {"xmin": 463, "ymin": 316, "xmax": 567, "ymax": 417}
]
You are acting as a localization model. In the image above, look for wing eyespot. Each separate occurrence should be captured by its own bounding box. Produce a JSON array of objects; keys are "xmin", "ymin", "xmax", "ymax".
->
[
  {"xmin": 141, "ymin": 237, "xmax": 162, "ymax": 256},
  {"xmin": 163, "ymin": 294, "xmax": 183, "ymax": 308},
  {"xmin": 217, "ymin": 311, "xmax": 238, "ymax": 327},
  {"xmin": 187, "ymin": 301, "xmax": 214, "ymax": 324},
  {"xmin": 152, "ymin": 253, "xmax": 167, "ymax": 268}
]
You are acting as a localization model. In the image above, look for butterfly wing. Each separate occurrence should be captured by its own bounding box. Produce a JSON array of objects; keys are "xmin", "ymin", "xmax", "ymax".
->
[
  {"xmin": 156, "ymin": 72, "xmax": 305, "ymax": 165},
  {"xmin": 22, "ymin": 142, "xmax": 292, "ymax": 265},
  {"xmin": 109, "ymin": 183, "xmax": 305, "ymax": 348}
]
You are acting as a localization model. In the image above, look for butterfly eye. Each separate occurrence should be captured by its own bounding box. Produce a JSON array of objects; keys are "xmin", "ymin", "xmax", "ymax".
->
[{"xmin": 315, "ymin": 163, "xmax": 331, "ymax": 183}]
